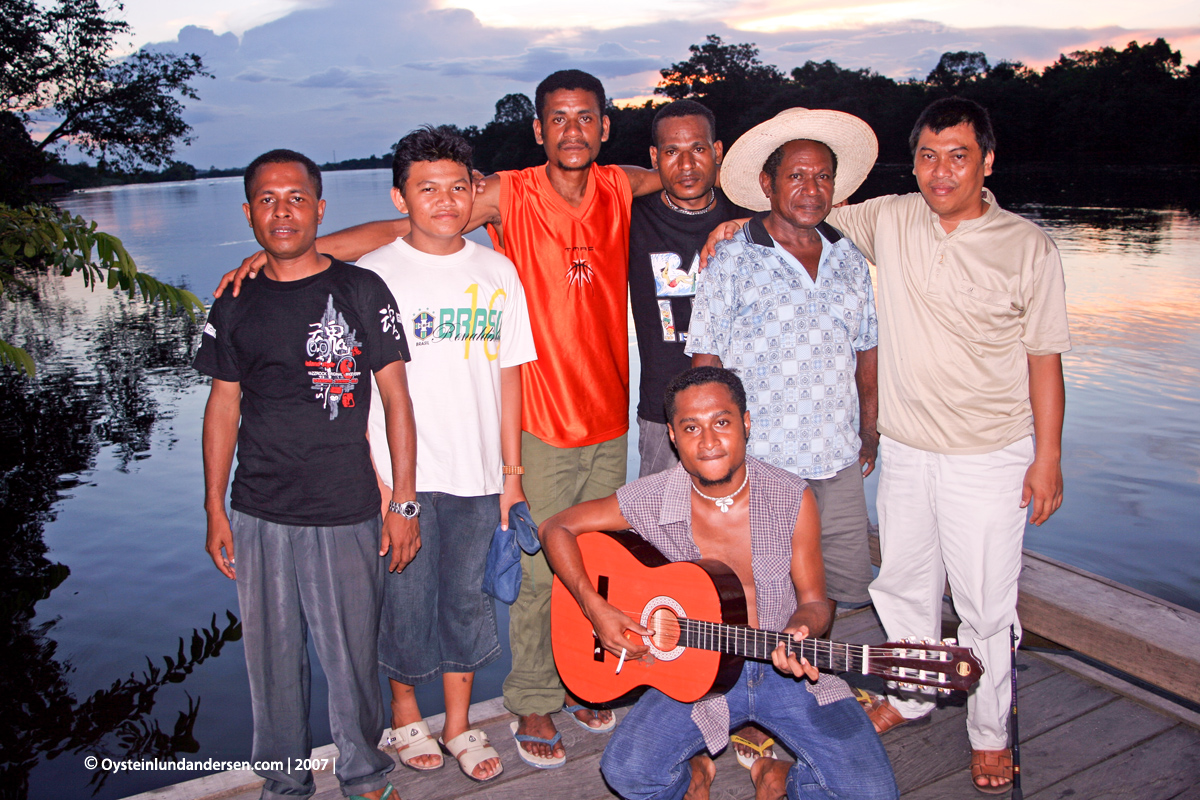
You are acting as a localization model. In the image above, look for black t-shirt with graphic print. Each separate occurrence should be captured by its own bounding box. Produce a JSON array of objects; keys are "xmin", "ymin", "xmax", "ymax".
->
[
  {"xmin": 194, "ymin": 259, "xmax": 410, "ymax": 526},
  {"xmin": 628, "ymin": 188, "xmax": 751, "ymax": 424}
]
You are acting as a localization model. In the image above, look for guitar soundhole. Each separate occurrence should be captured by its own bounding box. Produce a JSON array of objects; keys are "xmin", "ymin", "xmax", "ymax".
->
[
  {"xmin": 640, "ymin": 595, "xmax": 687, "ymax": 661},
  {"xmin": 649, "ymin": 607, "xmax": 681, "ymax": 651}
]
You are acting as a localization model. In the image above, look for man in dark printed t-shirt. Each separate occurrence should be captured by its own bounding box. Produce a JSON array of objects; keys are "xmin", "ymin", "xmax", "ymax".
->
[
  {"xmin": 194, "ymin": 150, "xmax": 417, "ymax": 800},
  {"xmin": 629, "ymin": 100, "xmax": 751, "ymax": 479}
]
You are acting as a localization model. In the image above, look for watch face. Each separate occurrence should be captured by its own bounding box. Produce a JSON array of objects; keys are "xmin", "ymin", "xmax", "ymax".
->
[{"xmin": 400, "ymin": 501, "xmax": 420, "ymax": 518}]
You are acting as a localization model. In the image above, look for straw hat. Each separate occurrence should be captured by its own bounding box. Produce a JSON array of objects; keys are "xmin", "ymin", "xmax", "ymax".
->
[{"xmin": 720, "ymin": 107, "xmax": 878, "ymax": 211}]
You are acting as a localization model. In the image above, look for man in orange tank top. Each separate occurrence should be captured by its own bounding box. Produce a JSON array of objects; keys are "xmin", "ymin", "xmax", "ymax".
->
[{"xmin": 214, "ymin": 70, "xmax": 664, "ymax": 767}]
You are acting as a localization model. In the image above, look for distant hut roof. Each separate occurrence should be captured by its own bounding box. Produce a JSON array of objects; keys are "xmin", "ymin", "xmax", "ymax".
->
[{"xmin": 30, "ymin": 174, "xmax": 69, "ymax": 186}]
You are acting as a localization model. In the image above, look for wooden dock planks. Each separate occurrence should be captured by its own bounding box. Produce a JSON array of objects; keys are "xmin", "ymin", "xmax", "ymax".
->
[{"xmin": 124, "ymin": 610, "xmax": 1200, "ymax": 800}]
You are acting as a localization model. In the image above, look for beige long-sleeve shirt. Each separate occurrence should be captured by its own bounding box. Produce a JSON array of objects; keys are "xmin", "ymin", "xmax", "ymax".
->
[{"xmin": 827, "ymin": 189, "xmax": 1070, "ymax": 455}]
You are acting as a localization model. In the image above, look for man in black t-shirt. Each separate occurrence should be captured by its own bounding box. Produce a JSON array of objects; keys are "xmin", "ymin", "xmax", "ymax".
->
[
  {"xmin": 629, "ymin": 101, "xmax": 751, "ymax": 477},
  {"xmin": 195, "ymin": 150, "xmax": 416, "ymax": 800}
]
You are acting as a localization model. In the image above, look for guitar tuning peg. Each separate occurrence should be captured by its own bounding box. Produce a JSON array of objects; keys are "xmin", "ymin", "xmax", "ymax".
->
[
  {"xmin": 942, "ymin": 638, "xmax": 957, "ymax": 646},
  {"xmin": 939, "ymin": 687, "xmax": 951, "ymax": 694},
  {"xmin": 921, "ymin": 637, "xmax": 936, "ymax": 645},
  {"xmin": 886, "ymin": 680, "xmax": 898, "ymax": 690},
  {"xmin": 905, "ymin": 636, "xmax": 918, "ymax": 644}
]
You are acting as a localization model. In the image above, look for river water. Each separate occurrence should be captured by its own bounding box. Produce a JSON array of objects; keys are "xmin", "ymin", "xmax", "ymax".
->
[{"xmin": 3, "ymin": 171, "xmax": 1197, "ymax": 798}]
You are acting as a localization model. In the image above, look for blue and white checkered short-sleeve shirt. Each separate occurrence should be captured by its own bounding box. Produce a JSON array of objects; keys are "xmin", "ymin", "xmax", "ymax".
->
[{"xmin": 686, "ymin": 217, "xmax": 878, "ymax": 480}]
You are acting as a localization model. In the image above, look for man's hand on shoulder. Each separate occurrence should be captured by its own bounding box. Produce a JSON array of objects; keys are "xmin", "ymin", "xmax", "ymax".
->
[
  {"xmin": 771, "ymin": 625, "xmax": 819, "ymax": 681},
  {"xmin": 214, "ymin": 251, "xmax": 267, "ymax": 298},
  {"xmin": 381, "ymin": 512, "xmax": 421, "ymax": 572},
  {"xmin": 1021, "ymin": 456, "xmax": 1063, "ymax": 526},
  {"xmin": 699, "ymin": 218, "xmax": 749, "ymax": 269}
]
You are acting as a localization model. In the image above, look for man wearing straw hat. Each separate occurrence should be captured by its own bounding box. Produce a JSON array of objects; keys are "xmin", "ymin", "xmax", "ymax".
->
[{"xmin": 686, "ymin": 108, "xmax": 881, "ymax": 621}]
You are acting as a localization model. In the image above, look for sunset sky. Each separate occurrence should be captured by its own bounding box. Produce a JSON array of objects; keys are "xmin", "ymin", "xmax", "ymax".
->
[{"xmin": 102, "ymin": 0, "xmax": 1199, "ymax": 168}]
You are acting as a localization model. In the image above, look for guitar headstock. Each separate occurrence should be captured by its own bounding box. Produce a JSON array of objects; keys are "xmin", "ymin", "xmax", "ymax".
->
[{"xmin": 869, "ymin": 638, "xmax": 984, "ymax": 693}]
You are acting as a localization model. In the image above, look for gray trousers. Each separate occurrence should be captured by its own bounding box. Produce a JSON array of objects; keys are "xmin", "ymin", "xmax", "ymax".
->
[
  {"xmin": 808, "ymin": 462, "xmax": 874, "ymax": 605},
  {"xmin": 231, "ymin": 511, "xmax": 394, "ymax": 800},
  {"xmin": 637, "ymin": 417, "xmax": 679, "ymax": 478}
]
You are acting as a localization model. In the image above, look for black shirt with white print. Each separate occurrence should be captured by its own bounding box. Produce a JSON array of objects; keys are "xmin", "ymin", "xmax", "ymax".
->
[
  {"xmin": 194, "ymin": 258, "xmax": 410, "ymax": 526},
  {"xmin": 628, "ymin": 188, "xmax": 751, "ymax": 424}
]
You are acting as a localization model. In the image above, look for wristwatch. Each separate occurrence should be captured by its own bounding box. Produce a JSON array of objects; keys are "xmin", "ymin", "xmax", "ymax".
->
[{"xmin": 388, "ymin": 500, "xmax": 421, "ymax": 519}]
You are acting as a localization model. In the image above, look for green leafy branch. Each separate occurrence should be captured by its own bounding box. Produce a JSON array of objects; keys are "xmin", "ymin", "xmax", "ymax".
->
[{"xmin": 0, "ymin": 202, "xmax": 205, "ymax": 375}]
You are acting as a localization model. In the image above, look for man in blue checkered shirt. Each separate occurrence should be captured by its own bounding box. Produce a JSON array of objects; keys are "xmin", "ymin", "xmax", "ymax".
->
[{"xmin": 688, "ymin": 112, "xmax": 880, "ymax": 612}]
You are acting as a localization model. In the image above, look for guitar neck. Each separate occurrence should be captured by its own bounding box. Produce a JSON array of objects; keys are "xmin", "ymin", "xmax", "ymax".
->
[{"xmin": 678, "ymin": 618, "xmax": 866, "ymax": 674}]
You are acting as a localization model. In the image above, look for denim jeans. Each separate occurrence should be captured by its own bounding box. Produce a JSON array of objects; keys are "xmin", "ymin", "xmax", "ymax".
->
[
  {"xmin": 600, "ymin": 662, "xmax": 898, "ymax": 800},
  {"xmin": 377, "ymin": 492, "xmax": 501, "ymax": 683},
  {"xmin": 231, "ymin": 511, "xmax": 394, "ymax": 800}
]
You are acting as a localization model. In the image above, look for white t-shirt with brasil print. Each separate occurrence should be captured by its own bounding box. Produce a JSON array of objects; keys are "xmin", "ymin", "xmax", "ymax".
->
[{"xmin": 359, "ymin": 237, "xmax": 537, "ymax": 496}]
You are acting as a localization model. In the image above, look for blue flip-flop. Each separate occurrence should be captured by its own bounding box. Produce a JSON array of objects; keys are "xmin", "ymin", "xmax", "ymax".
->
[
  {"xmin": 510, "ymin": 720, "xmax": 566, "ymax": 769},
  {"xmin": 561, "ymin": 702, "xmax": 616, "ymax": 733}
]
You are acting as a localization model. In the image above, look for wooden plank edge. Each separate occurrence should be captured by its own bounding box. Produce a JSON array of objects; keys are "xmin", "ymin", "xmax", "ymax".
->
[
  {"xmin": 1030, "ymin": 649, "xmax": 1200, "ymax": 731},
  {"xmin": 869, "ymin": 532, "xmax": 1200, "ymax": 704},
  {"xmin": 119, "ymin": 697, "xmax": 515, "ymax": 800}
]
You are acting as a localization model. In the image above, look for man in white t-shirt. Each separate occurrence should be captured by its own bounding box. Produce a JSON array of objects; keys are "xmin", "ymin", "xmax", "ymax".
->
[{"xmin": 357, "ymin": 126, "xmax": 538, "ymax": 784}]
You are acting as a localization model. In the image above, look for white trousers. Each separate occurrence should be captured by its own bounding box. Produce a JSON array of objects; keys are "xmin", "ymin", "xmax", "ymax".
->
[{"xmin": 868, "ymin": 435, "xmax": 1032, "ymax": 750}]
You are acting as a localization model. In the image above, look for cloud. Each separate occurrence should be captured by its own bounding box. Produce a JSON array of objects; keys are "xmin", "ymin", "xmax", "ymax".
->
[
  {"xmin": 406, "ymin": 42, "xmax": 661, "ymax": 81},
  {"xmin": 294, "ymin": 66, "xmax": 393, "ymax": 97},
  {"xmin": 130, "ymin": 0, "xmax": 1198, "ymax": 169}
]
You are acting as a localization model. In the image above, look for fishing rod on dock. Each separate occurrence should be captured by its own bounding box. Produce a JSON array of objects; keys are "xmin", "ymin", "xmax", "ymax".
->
[{"xmin": 1010, "ymin": 624, "xmax": 1023, "ymax": 800}]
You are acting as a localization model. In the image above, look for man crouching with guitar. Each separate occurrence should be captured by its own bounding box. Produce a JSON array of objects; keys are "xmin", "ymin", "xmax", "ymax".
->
[{"xmin": 540, "ymin": 367, "xmax": 898, "ymax": 800}]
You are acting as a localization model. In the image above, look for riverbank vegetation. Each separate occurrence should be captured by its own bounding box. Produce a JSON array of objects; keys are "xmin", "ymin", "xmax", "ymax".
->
[
  {"xmin": 1, "ymin": 0, "xmax": 209, "ymax": 374},
  {"xmin": 461, "ymin": 35, "xmax": 1200, "ymax": 173}
]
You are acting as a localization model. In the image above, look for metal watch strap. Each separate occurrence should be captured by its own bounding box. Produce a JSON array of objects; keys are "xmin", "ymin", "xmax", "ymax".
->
[{"xmin": 388, "ymin": 500, "xmax": 420, "ymax": 518}]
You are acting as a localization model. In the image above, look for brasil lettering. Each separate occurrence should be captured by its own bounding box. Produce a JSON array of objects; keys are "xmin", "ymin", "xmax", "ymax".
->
[{"xmin": 411, "ymin": 283, "xmax": 505, "ymax": 360}]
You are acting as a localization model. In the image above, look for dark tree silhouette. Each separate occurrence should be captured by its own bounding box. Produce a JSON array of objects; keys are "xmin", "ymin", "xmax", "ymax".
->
[
  {"xmin": 926, "ymin": 51, "xmax": 990, "ymax": 91},
  {"xmin": 656, "ymin": 34, "xmax": 785, "ymax": 101},
  {"xmin": 493, "ymin": 92, "xmax": 534, "ymax": 124},
  {"xmin": 0, "ymin": 0, "xmax": 211, "ymax": 200}
]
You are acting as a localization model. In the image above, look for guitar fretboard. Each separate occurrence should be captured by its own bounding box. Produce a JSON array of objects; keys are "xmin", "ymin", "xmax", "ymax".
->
[{"xmin": 678, "ymin": 618, "xmax": 867, "ymax": 673}]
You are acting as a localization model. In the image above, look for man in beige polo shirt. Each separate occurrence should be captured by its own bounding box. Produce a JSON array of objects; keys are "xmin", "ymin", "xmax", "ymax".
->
[{"xmin": 826, "ymin": 97, "xmax": 1069, "ymax": 794}]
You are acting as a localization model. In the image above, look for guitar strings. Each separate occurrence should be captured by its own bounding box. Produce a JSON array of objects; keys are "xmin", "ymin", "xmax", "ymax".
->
[{"xmin": 600, "ymin": 607, "xmax": 956, "ymax": 663}]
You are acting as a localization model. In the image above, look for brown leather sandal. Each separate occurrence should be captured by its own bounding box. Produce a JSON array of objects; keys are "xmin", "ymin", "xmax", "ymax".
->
[
  {"xmin": 970, "ymin": 748, "xmax": 1013, "ymax": 794},
  {"xmin": 864, "ymin": 694, "xmax": 928, "ymax": 735}
]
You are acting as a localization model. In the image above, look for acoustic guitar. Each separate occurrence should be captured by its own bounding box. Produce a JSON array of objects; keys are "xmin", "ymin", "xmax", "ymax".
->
[{"xmin": 551, "ymin": 530, "xmax": 984, "ymax": 705}]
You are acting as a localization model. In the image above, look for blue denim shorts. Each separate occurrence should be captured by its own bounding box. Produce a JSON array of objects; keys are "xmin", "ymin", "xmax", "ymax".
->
[{"xmin": 377, "ymin": 492, "xmax": 501, "ymax": 684}]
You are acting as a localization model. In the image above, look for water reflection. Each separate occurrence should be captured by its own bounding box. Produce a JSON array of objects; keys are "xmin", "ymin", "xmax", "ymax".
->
[
  {"xmin": 0, "ymin": 275, "xmax": 240, "ymax": 797},
  {"xmin": 2, "ymin": 611, "xmax": 240, "ymax": 796}
]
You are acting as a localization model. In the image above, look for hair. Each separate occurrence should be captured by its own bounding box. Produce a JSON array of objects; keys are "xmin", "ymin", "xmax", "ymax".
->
[
  {"xmin": 534, "ymin": 69, "xmax": 606, "ymax": 121},
  {"xmin": 244, "ymin": 149, "xmax": 322, "ymax": 200},
  {"xmin": 663, "ymin": 367, "xmax": 748, "ymax": 424},
  {"xmin": 762, "ymin": 139, "xmax": 837, "ymax": 189},
  {"xmin": 391, "ymin": 125, "xmax": 474, "ymax": 192},
  {"xmin": 909, "ymin": 96, "xmax": 996, "ymax": 157},
  {"xmin": 651, "ymin": 100, "xmax": 717, "ymax": 148}
]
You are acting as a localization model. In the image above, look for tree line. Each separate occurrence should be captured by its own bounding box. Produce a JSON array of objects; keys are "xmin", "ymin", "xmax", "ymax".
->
[{"xmin": 455, "ymin": 35, "xmax": 1200, "ymax": 173}]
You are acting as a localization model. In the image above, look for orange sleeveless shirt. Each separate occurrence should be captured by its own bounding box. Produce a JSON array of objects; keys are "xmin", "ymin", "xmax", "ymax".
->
[{"xmin": 487, "ymin": 163, "xmax": 632, "ymax": 448}]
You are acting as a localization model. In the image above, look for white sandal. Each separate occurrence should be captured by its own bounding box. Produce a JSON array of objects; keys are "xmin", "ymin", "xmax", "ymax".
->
[
  {"xmin": 441, "ymin": 728, "xmax": 503, "ymax": 782},
  {"xmin": 388, "ymin": 720, "xmax": 443, "ymax": 771}
]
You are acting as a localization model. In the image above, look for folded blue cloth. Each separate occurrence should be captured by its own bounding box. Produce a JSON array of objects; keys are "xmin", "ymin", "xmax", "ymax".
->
[{"xmin": 482, "ymin": 501, "xmax": 540, "ymax": 604}]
